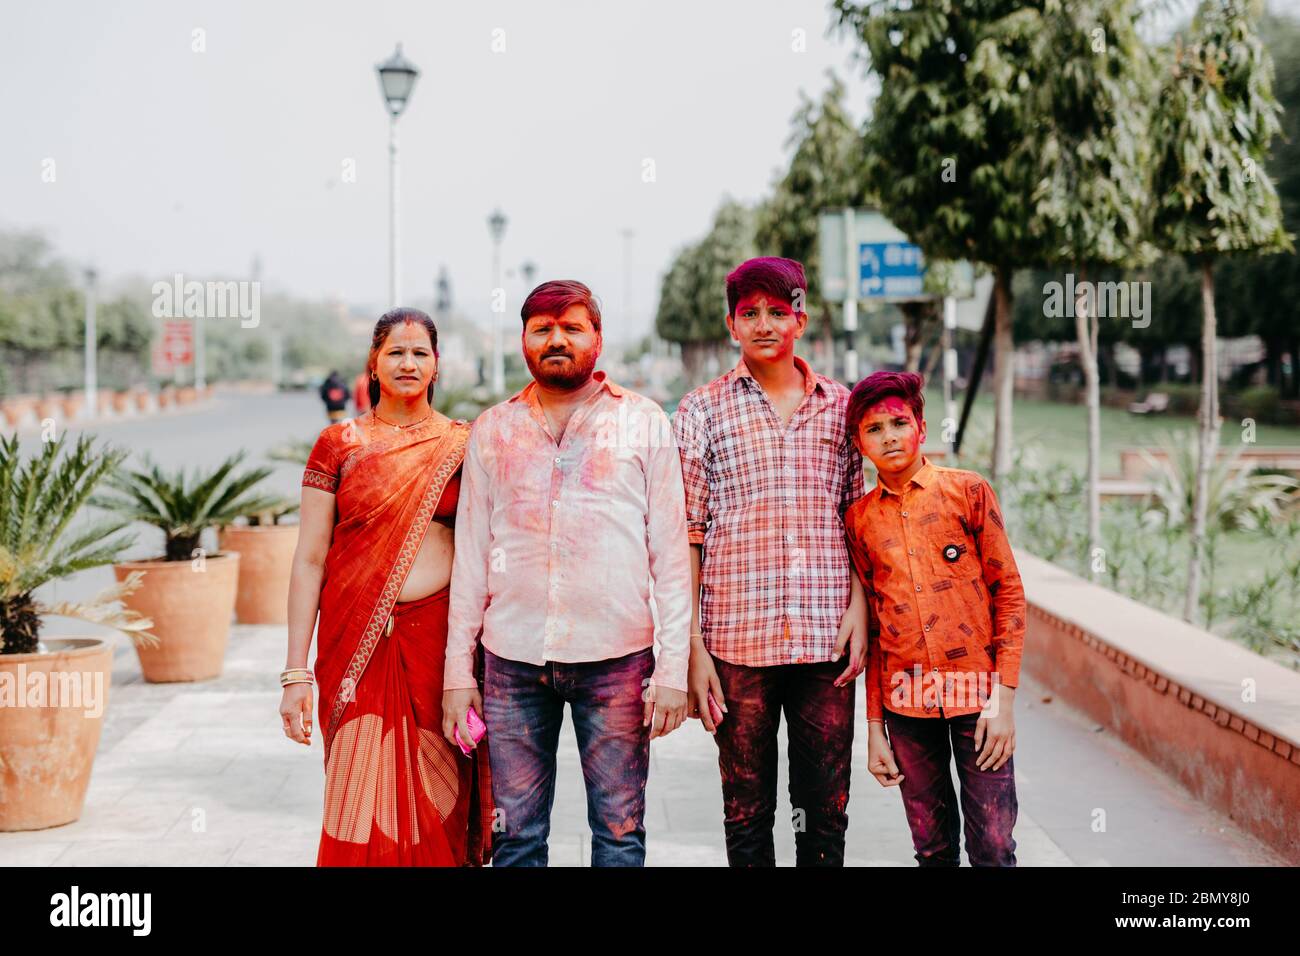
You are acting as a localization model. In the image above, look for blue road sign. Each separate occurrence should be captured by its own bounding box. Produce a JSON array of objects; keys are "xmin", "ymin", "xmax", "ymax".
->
[{"xmin": 859, "ymin": 241, "xmax": 924, "ymax": 298}]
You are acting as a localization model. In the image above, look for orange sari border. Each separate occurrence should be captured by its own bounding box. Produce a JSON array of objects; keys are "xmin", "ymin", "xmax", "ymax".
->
[{"xmin": 323, "ymin": 420, "xmax": 471, "ymax": 750}]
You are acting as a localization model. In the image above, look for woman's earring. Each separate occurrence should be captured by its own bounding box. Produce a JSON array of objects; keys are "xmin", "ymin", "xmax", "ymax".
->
[{"xmin": 370, "ymin": 371, "xmax": 378, "ymax": 380}]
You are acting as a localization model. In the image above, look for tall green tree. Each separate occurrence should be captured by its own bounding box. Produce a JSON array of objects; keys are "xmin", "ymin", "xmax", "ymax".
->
[
  {"xmin": 833, "ymin": 0, "xmax": 1048, "ymax": 478},
  {"xmin": 1150, "ymin": 0, "xmax": 1292, "ymax": 622},
  {"xmin": 655, "ymin": 200, "xmax": 756, "ymax": 384},
  {"xmin": 755, "ymin": 71, "xmax": 872, "ymax": 374},
  {"xmin": 1216, "ymin": 12, "xmax": 1300, "ymax": 396},
  {"xmin": 1028, "ymin": 0, "xmax": 1156, "ymax": 574}
]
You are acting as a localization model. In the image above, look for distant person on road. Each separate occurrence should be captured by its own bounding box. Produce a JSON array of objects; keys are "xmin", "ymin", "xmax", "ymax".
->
[
  {"xmin": 845, "ymin": 370, "xmax": 1025, "ymax": 866},
  {"xmin": 319, "ymin": 370, "xmax": 349, "ymax": 422},
  {"xmin": 673, "ymin": 256, "xmax": 867, "ymax": 867},
  {"xmin": 282, "ymin": 308, "xmax": 493, "ymax": 866},
  {"xmin": 442, "ymin": 279, "xmax": 691, "ymax": 867},
  {"xmin": 352, "ymin": 369, "xmax": 371, "ymax": 415}
]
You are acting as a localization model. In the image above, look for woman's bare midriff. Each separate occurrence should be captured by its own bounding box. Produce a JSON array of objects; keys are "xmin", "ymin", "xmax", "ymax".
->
[{"xmin": 396, "ymin": 520, "xmax": 455, "ymax": 602}]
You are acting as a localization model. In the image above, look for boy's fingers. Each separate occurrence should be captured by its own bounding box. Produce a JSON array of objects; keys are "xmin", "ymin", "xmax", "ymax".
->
[
  {"xmin": 709, "ymin": 675, "xmax": 727, "ymax": 713},
  {"xmin": 973, "ymin": 717, "xmax": 986, "ymax": 752},
  {"xmin": 643, "ymin": 697, "xmax": 655, "ymax": 728},
  {"xmin": 979, "ymin": 737, "xmax": 1004, "ymax": 771}
]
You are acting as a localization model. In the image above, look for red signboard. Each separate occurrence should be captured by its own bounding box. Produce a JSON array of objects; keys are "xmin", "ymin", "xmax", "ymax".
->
[{"xmin": 162, "ymin": 320, "xmax": 193, "ymax": 365}]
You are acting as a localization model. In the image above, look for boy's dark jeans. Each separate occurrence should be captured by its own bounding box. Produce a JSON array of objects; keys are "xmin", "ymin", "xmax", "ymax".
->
[
  {"xmin": 483, "ymin": 646, "xmax": 653, "ymax": 867},
  {"xmin": 883, "ymin": 709, "xmax": 1018, "ymax": 867},
  {"xmin": 711, "ymin": 655, "xmax": 855, "ymax": 867}
]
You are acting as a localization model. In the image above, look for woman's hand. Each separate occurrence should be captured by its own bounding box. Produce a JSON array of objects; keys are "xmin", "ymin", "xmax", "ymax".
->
[{"xmin": 280, "ymin": 683, "xmax": 314, "ymax": 745}]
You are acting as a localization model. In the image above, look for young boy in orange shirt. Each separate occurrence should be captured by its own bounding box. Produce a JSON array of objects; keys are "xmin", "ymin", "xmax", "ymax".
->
[{"xmin": 843, "ymin": 370, "xmax": 1024, "ymax": 866}]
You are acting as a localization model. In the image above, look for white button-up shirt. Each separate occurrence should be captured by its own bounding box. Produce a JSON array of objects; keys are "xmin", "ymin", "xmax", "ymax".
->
[{"xmin": 444, "ymin": 372, "xmax": 692, "ymax": 692}]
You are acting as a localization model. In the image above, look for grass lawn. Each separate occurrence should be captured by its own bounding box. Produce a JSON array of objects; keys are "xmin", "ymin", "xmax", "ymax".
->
[
  {"xmin": 931, "ymin": 387, "xmax": 1300, "ymax": 477},
  {"xmin": 934, "ymin": 389, "xmax": 1300, "ymax": 667}
]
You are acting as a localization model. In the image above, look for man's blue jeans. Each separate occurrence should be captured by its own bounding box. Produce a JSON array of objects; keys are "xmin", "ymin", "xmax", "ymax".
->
[{"xmin": 482, "ymin": 647, "xmax": 653, "ymax": 867}]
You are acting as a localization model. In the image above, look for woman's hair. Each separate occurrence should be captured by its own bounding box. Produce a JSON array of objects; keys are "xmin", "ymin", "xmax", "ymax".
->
[{"xmin": 368, "ymin": 307, "xmax": 440, "ymax": 409}]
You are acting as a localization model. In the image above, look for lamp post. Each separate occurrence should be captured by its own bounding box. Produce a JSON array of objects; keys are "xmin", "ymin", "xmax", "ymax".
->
[
  {"xmin": 487, "ymin": 208, "xmax": 508, "ymax": 395},
  {"xmin": 376, "ymin": 44, "xmax": 420, "ymax": 310},
  {"xmin": 83, "ymin": 267, "xmax": 97, "ymax": 418},
  {"xmin": 520, "ymin": 260, "xmax": 536, "ymax": 291}
]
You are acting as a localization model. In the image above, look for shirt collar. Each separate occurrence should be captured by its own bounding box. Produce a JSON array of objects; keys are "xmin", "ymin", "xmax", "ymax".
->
[
  {"xmin": 728, "ymin": 353, "xmax": 820, "ymax": 398},
  {"xmin": 877, "ymin": 456, "xmax": 936, "ymax": 498}
]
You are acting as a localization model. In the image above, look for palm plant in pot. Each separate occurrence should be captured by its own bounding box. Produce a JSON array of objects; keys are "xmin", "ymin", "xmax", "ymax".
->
[
  {"xmin": 92, "ymin": 451, "xmax": 281, "ymax": 682},
  {"xmin": 0, "ymin": 433, "xmax": 156, "ymax": 830},
  {"xmin": 221, "ymin": 497, "xmax": 301, "ymax": 625}
]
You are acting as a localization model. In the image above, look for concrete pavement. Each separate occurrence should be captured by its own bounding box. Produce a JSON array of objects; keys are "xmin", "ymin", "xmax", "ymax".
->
[{"xmin": 0, "ymin": 614, "xmax": 1284, "ymax": 865}]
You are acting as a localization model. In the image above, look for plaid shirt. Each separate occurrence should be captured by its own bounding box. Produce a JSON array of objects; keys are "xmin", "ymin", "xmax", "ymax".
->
[{"xmin": 673, "ymin": 355, "xmax": 865, "ymax": 667}]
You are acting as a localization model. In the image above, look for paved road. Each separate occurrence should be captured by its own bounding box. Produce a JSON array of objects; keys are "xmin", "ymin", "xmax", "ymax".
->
[{"xmin": 1, "ymin": 390, "xmax": 1285, "ymax": 865}]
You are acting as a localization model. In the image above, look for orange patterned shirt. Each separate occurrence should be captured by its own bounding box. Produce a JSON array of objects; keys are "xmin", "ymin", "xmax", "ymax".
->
[{"xmin": 844, "ymin": 458, "xmax": 1026, "ymax": 720}]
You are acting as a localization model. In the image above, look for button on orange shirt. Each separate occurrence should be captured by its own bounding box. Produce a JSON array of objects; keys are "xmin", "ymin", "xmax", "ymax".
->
[{"xmin": 844, "ymin": 457, "xmax": 1026, "ymax": 720}]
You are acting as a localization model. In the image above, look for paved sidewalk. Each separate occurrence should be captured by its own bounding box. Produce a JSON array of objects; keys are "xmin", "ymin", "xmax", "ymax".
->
[{"xmin": 0, "ymin": 619, "xmax": 1286, "ymax": 866}]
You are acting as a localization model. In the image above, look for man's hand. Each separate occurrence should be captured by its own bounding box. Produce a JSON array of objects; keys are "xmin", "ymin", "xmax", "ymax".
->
[
  {"xmin": 644, "ymin": 682, "xmax": 688, "ymax": 739},
  {"xmin": 686, "ymin": 639, "xmax": 727, "ymax": 733},
  {"xmin": 867, "ymin": 722, "xmax": 904, "ymax": 787},
  {"xmin": 442, "ymin": 687, "xmax": 483, "ymax": 755},
  {"xmin": 832, "ymin": 597, "xmax": 868, "ymax": 688},
  {"xmin": 974, "ymin": 684, "xmax": 1016, "ymax": 771}
]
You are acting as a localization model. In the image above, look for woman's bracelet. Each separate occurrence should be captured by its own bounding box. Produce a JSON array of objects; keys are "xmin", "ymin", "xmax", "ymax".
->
[{"xmin": 280, "ymin": 668, "xmax": 314, "ymax": 687}]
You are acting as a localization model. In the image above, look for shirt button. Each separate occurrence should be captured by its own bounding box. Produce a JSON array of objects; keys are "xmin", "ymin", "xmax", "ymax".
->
[
  {"xmin": 915, "ymin": 585, "xmax": 922, "ymax": 592},
  {"xmin": 908, "ymin": 548, "xmax": 915, "ymax": 555},
  {"xmin": 924, "ymin": 623, "xmax": 932, "ymax": 631},
  {"xmin": 902, "ymin": 510, "xmax": 909, "ymax": 517},
  {"xmin": 554, "ymin": 457, "xmax": 561, "ymax": 465},
  {"xmin": 786, "ymin": 534, "xmax": 795, "ymax": 543},
  {"xmin": 552, "ymin": 500, "xmax": 559, "ymax": 508}
]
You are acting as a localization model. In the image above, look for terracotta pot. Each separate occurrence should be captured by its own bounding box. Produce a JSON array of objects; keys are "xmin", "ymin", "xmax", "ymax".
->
[
  {"xmin": 220, "ymin": 524, "xmax": 298, "ymax": 624},
  {"xmin": 113, "ymin": 552, "xmax": 240, "ymax": 682},
  {"xmin": 111, "ymin": 391, "xmax": 130, "ymax": 414},
  {"xmin": 59, "ymin": 395, "xmax": 83, "ymax": 419},
  {"xmin": 36, "ymin": 397, "xmax": 61, "ymax": 421},
  {"xmin": 1, "ymin": 399, "xmax": 32, "ymax": 427},
  {"xmin": 156, "ymin": 389, "xmax": 173, "ymax": 408},
  {"xmin": 133, "ymin": 390, "xmax": 152, "ymax": 412},
  {"xmin": 177, "ymin": 386, "xmax": 197, "ymax": 405},
  {"xmin": 0, "ymin": 638, "xmax": 113, "ymax": 831}
]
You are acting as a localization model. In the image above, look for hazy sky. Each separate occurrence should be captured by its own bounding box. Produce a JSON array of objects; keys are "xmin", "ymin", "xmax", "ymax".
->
[
  {"xmin": 6, "ymin": 0, "xmax": 1298, "ymax": 347},
  {"xmin": 1, "ymin": 0, "xmax": 871, "ymax": 344}
]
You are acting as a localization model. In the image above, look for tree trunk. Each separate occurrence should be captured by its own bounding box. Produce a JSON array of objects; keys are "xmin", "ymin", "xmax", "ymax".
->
[
  {"xmin": 990, "ymin": 267, "xmax": 1015, "ymax": 479},
  {"xmin": 901, "ymin": 301, "xmax": 932, "ymax": 373},
  {"xmin": 1075, "ymin": 268, "xmax": 1102, "ymax": 579},
  {"xmin": 1184, "ymin": 260, "xmax": 1220, "ymax": 623}
]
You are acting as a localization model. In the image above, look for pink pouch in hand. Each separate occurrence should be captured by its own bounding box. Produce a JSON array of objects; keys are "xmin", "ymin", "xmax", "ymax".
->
[{"xmin": 454, "ymin": 706, "xmax": 487, "ymax": 756}]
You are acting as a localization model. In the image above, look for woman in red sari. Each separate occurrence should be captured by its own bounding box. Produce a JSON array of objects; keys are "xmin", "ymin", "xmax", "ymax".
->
[{"xmin": 279, "ymin": 308, "xmax": 492, "ymax": 866}]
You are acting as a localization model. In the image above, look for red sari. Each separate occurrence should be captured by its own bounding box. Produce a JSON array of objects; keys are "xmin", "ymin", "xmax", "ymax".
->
[{"xmin": 302, "ymin": 412, "xmax": 493, "ymax": 866}]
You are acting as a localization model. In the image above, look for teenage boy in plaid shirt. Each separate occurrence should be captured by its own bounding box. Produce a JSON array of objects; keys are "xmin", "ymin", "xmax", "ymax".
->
[{"xmin": 672, "ymin": 257, "xmax": 867, "ymax": 867}]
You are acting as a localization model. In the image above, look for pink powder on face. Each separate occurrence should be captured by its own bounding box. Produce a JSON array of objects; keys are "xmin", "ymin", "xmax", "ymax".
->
[{"xmin": 866, "ymin": 397, "xmax": 921, "ymax": 457}]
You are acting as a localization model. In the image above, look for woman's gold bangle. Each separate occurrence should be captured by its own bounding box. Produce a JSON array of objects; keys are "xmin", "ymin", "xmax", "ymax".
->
[{"xmin": 280, "ymin": 668, "xmax": 314, "ymax": 687}]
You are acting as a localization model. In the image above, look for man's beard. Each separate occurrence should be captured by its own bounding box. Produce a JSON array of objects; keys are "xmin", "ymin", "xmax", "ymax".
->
[{"xmin": 526, "ymin": 348, "xmax": 599, "ymax": 390}]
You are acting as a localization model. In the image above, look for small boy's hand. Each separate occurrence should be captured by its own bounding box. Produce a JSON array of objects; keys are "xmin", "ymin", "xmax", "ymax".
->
[
  {"xmin": 832, "ymin": 602, "xmax": 867, "ymax": 687},
  {"xmin": 974, "ymin": 684, "xmax": 1016, "ymax": 772},
  {"xmin": 867, "ymin": 722, "xmax": 904, "ymax": 787}
]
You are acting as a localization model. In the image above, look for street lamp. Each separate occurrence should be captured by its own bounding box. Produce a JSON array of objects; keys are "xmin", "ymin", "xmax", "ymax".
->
[
  {"xmin": 83, "ymin": 267, "xmax": 97, "ymax": 418},
  {"xmin": 487, "ymin": 208, "xmax": 508, "ymax": 395},
  {"xmin": 521, "ymin": 260, "xmax": 537, "ymax": 289},
  {"xmin": 376, "ymin": 44, "xmax": 420, "ymax": 309}
]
